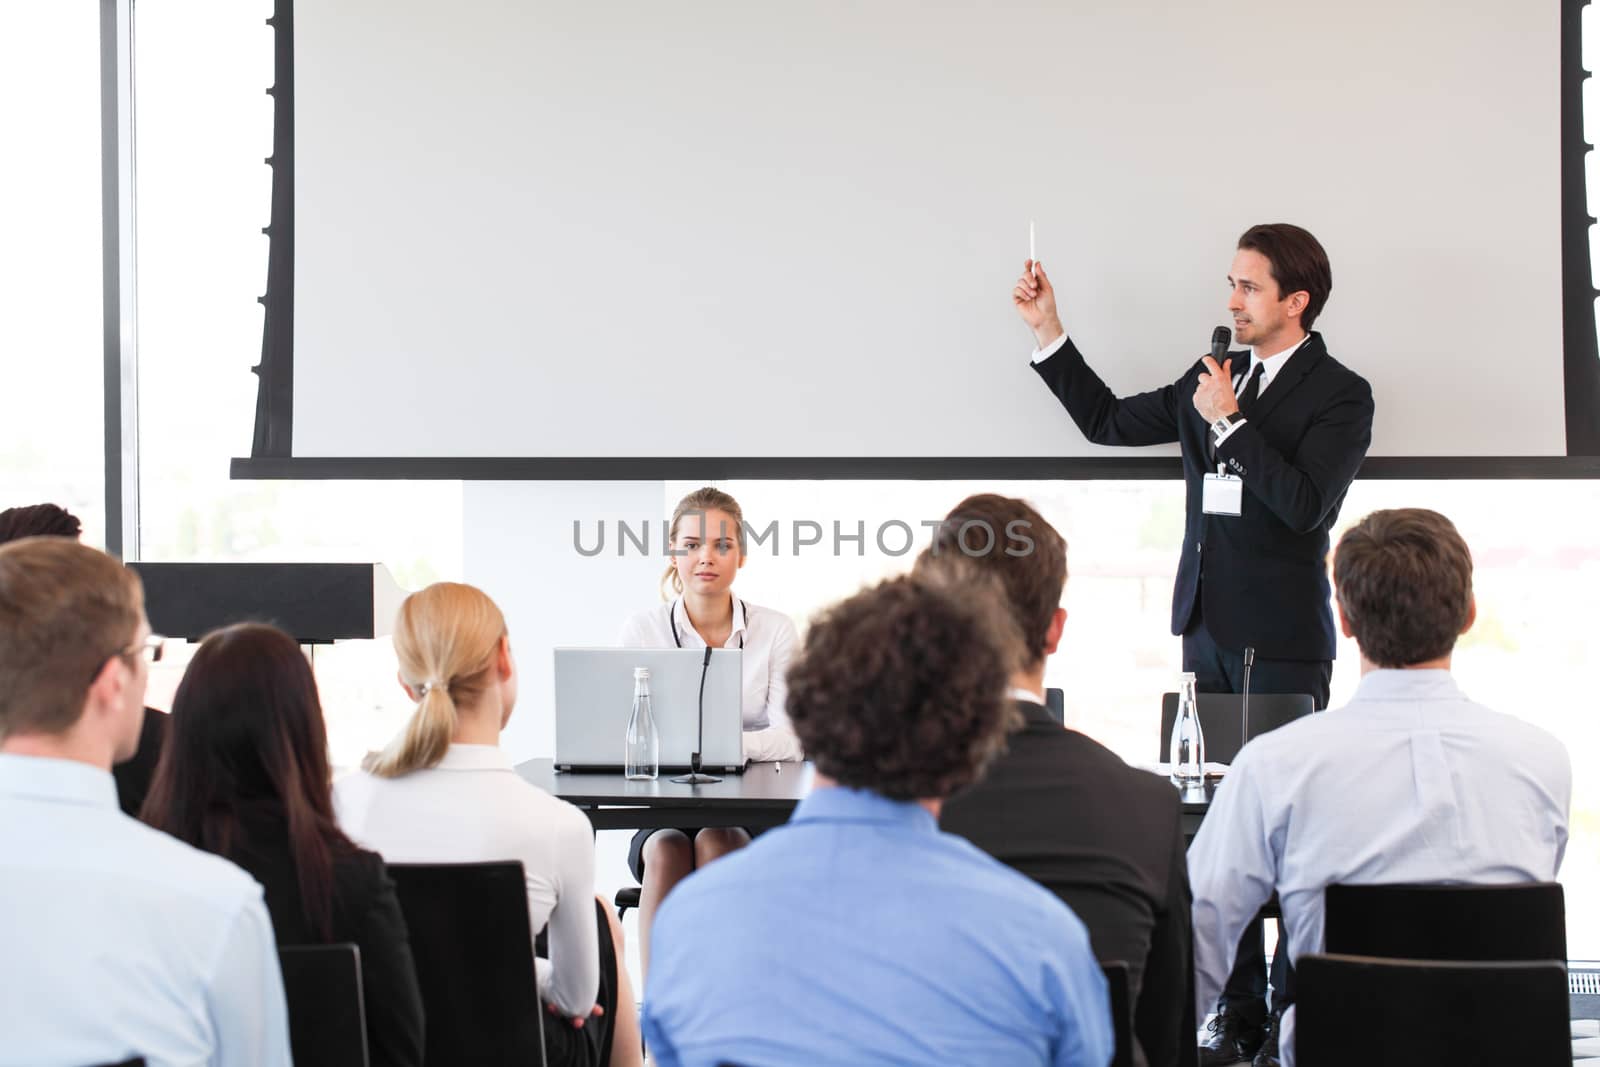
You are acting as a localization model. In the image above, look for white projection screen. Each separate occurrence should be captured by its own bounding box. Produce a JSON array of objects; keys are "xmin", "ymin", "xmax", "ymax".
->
[{"xmin": 272, "ymin": 0, "xmax": 1583, "ymax": 469}]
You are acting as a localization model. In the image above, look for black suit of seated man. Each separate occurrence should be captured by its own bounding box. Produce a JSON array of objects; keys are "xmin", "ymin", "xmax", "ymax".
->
[
  {"xmin": 1011, "ymin": 225, "xmax": 1374, "ymax": 1067},
  {"xmin": 921, "ymin": 494, "xmax": 1196, "ymax": 1067}
]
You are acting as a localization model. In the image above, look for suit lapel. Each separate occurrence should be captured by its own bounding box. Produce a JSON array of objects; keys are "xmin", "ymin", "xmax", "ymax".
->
[{"xmin": 1246, "ymin": 334, "xmax": 1327, "ymax": 425}]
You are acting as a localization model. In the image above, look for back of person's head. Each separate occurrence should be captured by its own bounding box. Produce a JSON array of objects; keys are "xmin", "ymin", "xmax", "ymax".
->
[
  {"xmin": 142, "ymin": 622, "xmax": 353, "ymax": 938},
  {"xmin": 0, "ymin": 502, "xmax": 83, "ymax": 544},
  {"xmin": 0, "ymin": 537, "xmax": 144, "ymax": 746},
  {"xmin": 660, "ymin": 486, "xmax": 745, "ymax": 600},
  {"xmin": 364, "ymin": 581, "xmax": 508, "ymax": 778},
  {"xmin": 1333, "ymin": 508, "xmax": 1474, "ymax": 668},
  {"xmin": 914, "ymin": 493, "xmax": 1067, "ymax": 670},
  {"xmin": 785, "ymin": 573, "xmax": 1022, "ymax": 802}
]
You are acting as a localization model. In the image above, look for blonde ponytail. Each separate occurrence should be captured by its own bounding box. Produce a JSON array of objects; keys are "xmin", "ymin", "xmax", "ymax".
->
[
  {"xmin": 363, "ymin": 582, "xmax": 507, "ymax": 778},
  {"xmin": 659, "ymin": 487, "xmax": 746, "ymax": 602}
]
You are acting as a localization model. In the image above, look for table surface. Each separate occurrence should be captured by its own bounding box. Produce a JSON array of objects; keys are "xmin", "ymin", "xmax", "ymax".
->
[{"xmin": 518, "ymin": 757, "xmax": 1218, "ymax": 833}]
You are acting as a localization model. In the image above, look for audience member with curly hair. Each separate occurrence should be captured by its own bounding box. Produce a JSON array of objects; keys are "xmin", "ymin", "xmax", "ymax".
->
[{"xmin": 642, "ymin": 574, "xmax": 1114, "ymax": 1067}]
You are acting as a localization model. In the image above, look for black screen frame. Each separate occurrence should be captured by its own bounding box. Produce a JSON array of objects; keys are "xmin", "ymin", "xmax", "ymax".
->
[{"xmin": 240, "ymin": 0, "xmax": 1600, "ymax": 481}]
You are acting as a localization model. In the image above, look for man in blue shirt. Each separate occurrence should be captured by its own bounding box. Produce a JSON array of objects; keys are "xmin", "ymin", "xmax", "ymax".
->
[
  {"xmin": 643, "ymin": 574, "xmax": 1113, "ymax": 1067},
  {"xmin": 0, "ymin": 537, "xmax": 291, "ymax": 1067}
]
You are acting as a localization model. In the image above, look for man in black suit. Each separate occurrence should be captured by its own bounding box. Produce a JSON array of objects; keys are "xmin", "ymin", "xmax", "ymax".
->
[
  {"xmin": 928, "ymin": 494, "xmax": 1196, "ymax": 1067},
  {"xmin": 1011, "ymin": 225, "xmax": 1374, "ymax": 1066}
]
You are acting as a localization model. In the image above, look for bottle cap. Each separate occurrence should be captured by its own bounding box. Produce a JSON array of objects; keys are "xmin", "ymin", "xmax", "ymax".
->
[{"xmin": 634, "ymin": 667, "xmax": 650, "ymax": 680}]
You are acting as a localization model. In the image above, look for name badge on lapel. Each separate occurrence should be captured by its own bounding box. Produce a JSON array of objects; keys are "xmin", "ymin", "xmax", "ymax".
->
[{"xmin": 1202, "ymin": 473, "xmax": 1243, "ymax": 517}]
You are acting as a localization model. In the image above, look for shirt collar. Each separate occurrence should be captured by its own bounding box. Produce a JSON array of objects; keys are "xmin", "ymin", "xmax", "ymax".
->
[
  {"xmin": 670, "ymin": 595, "xmax": 747, "ymax": 646},
  {"xmin": 0, "ymin": 753, "xmax": 119, "ymax": 810},
  {"xmin": 1348, "ymin": 668, "xmax": 1465, "ymax": 704},
  {"xmin": 1245, "ymin": 333, "xmax": 1310, "ymax": 392},
  {"xmin": 1008, "ymin": 686, "xmax": 1045, "ymax": 705},
  {"xmin": 792, "ymin": 785, "xmax": 938, "ymax": 833},
  {"xmin": 432, "ymin": 744, "xmax": 516, "ymax": 771}
]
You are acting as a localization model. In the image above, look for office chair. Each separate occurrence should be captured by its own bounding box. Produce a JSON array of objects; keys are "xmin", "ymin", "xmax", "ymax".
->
[
  {"xmin": 1156, "ymin": 691, "xmax": 1314, "ymax": 764},
  {"xmin": 1323, "ymin": 881, "xmax": 1566, "ymax": 962},
  {"xmin": 390, "ymin": 861, "xmax": 549, "ymax": 1067},
  {"xmin": 1296, "ymin": 953, "xmax": 1570, "ymax": 1066},
  {"xmin": 279, "ymin": 943, "xmax": 369, "ymax": 1067}
]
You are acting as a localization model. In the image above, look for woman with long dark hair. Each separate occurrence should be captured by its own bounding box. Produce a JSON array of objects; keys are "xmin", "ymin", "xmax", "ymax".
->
[{"xmin": 142, "ymin": 622, "xmax": 424, "ymax": 1067}]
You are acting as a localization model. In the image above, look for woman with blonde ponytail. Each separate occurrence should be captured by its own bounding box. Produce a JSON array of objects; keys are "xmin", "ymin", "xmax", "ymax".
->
[
  {"xmin": 336, "ymin": 583, "xmax": 641, "ymax": 1067},
  {"xmin": 618, "ymin": 487, "xmax": 803, "ymax": 980}
]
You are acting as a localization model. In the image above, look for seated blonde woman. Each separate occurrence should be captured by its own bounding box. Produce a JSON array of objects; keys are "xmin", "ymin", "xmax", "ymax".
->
[{"xmin": 335, "ymin": 582, "xmax": 640, "ymax": 1067}]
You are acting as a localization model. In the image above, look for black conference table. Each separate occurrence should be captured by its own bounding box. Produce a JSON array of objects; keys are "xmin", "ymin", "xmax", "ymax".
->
[{"xmin": 517, "ymin": 757, "xmax": 1220, "ymax": 839}]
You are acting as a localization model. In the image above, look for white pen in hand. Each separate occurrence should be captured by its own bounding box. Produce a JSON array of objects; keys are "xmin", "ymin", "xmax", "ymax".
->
[{"xmin": 1029, "ymin": 219, "xmax": 1036, "ymax": 278}]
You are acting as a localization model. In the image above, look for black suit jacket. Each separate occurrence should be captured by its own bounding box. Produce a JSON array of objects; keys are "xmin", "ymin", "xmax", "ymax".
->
[
  {"xmin": 231, "ymin": 803, "xmax": 426, "ymax": 1067},
  {"xmin": 941, "ymin": 701, "xmax": 1196, "ymax": 1067},
  {"xmin": 1033, "ymin": 332, "xmax": 1373, "ymax": 660},
  {"xmin": 113, "ymin": 707, "xmax": 168, "ymax": 818}
]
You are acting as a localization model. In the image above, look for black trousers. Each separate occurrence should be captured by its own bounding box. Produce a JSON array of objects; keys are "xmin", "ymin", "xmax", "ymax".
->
[{"xmin": 1183, "ymin": 615, "xmax": 1329, "ymax": 1016}]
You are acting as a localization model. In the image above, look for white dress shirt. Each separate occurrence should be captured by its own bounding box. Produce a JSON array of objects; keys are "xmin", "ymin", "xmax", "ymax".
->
[
  {"xmin": 334, "ymin": 744, "xmax": 601, "ymax": 1016},
  {"xmin": 1187, "ymin": 670, "xmax": 1571, "ymax": 1066},
  {"xmin": 0, "ymin": 753, "xmax": 291, "ymax": 1067},
  {"xmin": 619, "ymin": 596, "xmax": 803, "ymax": 763}
]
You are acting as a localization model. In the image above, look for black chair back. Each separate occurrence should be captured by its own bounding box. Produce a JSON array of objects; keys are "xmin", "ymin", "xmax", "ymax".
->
[
  {"xmin": 389, "ymin": 861, "xmax": 547, "ymax": 1067},
  {"xmin": 1323, "ymin": 881, "xmax": 1566, "ymax": 962},
  {"xmin": 1156, "ymin": 691, "xmax": 1314, "ymax": 763},
  {"xmin": 1045, "ymin": 687, "xmax": 1065, "ymax": 724},
  {"xmin": 89, "ymin": 1060, "xmax": 146, "ymax": 1067},
  {"xmin": 1296, "ymin": 953, "xmax": 1570, "ymax": 1066},
  {"xmin": 279, "ymin": 943, "xmax": 369, "ymax": 1067},
  {"xmin": 1100, "ymin": 960, "xmax": 1133, "ymax": 1067}
]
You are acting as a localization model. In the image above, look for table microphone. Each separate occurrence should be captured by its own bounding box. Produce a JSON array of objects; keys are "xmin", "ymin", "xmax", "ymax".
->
[
  {"xmin": 1241, "ymin": 646, "xmax": 1256, "ymax": 755},
  {"xmin": 672, "ymin": 645, "xmax": 723, "ymax": 785}
]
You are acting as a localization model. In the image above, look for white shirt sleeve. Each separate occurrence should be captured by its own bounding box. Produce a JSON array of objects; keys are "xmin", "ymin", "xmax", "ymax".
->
[
  {"xmin": 1187, "ymin": 746, "xmax": 1280, "ymax": 1022},
  {"xmin": 540, "ymin": 803, "xmax": 602, "ymax": 1018},
  {"xmin": 1030, "ymin": 332, "xmax": 1071, "ymax": 365},
  {"xmin": 208, "ymin": 894, "xmax": 293, "ymax": 1067},
  {"xmin": 742, "ymin": 614, "xmax": 804, "ymax": 763},
  {"xmin": 617, "ymin": 610, "xmax": 649, "ymax": 647}
]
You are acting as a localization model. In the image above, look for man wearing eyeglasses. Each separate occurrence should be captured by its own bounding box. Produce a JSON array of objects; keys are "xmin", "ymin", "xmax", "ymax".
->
[
  {"xmin": 0, "ymin": 502, "xmax": 171, "ymax": 817},
  {"xmin": 0, "ymin": 537, "xmax": 291, "ymax": 1067}
]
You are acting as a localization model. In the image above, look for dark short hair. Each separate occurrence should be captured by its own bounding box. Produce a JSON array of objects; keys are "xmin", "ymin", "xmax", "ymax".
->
[
  {"xmin": 1238, "ymin": 223, "xmax": 1333, "ymax": 330},
  {"xmin": 784, "ymin": 574, "xmax": 1021, "ymax": 801},
  {"xmin": 915, "ymin": 493, "xmax": 1066, "ymax": 669},
  {"xmin": 0, "ymin": 503, "xmax": 83, "ymax": 543},
  {"xmin": 0, "ymin": 538, "xmax": 144, "ymax": 740},
  {"xmin": 142, "ymin": 623, "xmax": 357, "ymax": 939},
  {"xmin": 1333, "ymin": 509, "xmax": 1473, "ymax": 668}
]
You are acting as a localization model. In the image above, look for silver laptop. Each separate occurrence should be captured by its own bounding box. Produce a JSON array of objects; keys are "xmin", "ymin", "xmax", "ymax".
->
[{"xmin": 553, "ymin": 648, "xmax": 746, "ymax": 774}]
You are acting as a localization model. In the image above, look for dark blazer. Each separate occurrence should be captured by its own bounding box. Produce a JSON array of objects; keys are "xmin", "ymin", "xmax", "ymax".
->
[
  {"xmin": 231, "ymin": 803, "xmax": 426, "ymax": 1067},
  {"xmin": 113, "ymin": 707, "xmax": 168, "ymax": 818},
  {"xmin": 1034, "ymin": 332, "xmax": 1373, "ymax": 660},
  {"xmin": 941, "ymin": 701, "xmax": 1196, "ymax": 1067}
]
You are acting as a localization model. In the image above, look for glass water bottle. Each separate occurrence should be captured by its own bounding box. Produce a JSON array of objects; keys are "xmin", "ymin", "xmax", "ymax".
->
[
  {"xmin": 624, "ymin": 666, "xmax": 660, "ymax": 780},
  {"xmin": 1169, "ymin": 671, "xmax": 1206, "ymax": 786}
]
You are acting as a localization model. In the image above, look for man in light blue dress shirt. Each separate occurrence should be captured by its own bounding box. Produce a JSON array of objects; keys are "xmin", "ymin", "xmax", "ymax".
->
[
  {"xmin": 1188, "ymin": 509, "xmax": 1571, "ymax": 1066},
  {"xmin": 642, "ymin": 574, "xmax": 1114, "ymax": 1067},
  {"xmin": 0, "ymin": 538, "xmax": 291, "ymax": 1067}
]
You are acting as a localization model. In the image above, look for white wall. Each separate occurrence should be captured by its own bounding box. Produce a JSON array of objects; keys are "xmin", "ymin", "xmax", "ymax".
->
[{"xmin": 464, "ymin": 481, "xmax": 666, "ymax": 762}]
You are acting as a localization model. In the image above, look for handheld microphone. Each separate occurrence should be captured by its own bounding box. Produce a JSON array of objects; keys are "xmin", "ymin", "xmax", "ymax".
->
[
  {"xmin": 1210, "ymin": 325, "xmax": 1231, "ymax": 365},
  {"xmin": 1240, "ymin": 646, "xmax": 1256, "ymax": 754},
  {"xmin": 672, "ymin": 646, "xmax": 723, "ymax": 784}
]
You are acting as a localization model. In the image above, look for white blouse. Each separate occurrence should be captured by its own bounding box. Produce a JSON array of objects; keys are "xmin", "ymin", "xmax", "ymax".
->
[
  {"xmin": 618, "ymin": 596, "xmax": 803, "ymax": 763},
  {"xmin": 333, "ymin": 744, "xmax": 600, "ymax": 1017}
]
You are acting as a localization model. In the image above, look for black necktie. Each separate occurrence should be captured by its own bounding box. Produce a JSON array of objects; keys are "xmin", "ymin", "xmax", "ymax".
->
[{"xmin": 1237, "ymin": 362, "xmax": 1264, "ymax": 416}]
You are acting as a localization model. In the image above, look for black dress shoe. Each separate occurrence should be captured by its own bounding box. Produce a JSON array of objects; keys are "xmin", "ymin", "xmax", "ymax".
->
[
  {"xmin": 1251, "ymin": 1010, "xmax": 1283, "ymax": 1067},
  {"xmin": 1199, "ymin": 1007, "xmax": 1266, "ymax": 1066}
]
